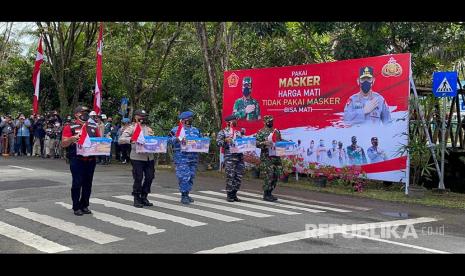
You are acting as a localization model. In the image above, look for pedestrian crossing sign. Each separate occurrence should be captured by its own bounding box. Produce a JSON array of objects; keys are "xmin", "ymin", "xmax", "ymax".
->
[{"xmin": 433, "ymin": 71, "xmax": 458, "ymax": 97}]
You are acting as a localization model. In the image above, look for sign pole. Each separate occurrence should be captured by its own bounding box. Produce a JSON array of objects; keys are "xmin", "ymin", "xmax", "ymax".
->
[{"xmin": 439, "ymin": 98, "xmax": 446, "ymax": 190}]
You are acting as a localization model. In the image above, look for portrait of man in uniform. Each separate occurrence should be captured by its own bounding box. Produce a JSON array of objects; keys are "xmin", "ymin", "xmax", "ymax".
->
[
  {"xmin": 344, "ymin": 66, "xmax": 391, "ymax": 125},
  {"xmin": 233, "ymin": 77, "xmax": 261, "ymax": 121}
]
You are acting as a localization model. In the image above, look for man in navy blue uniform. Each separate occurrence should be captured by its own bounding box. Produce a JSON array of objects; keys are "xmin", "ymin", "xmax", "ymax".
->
[{"xmin": 169, "ymin": 111, "xmax": 202, "ymax": 204}]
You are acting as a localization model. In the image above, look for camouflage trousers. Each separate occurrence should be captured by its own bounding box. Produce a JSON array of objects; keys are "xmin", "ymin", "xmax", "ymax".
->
[
  {"xmin": 260, "ymin": 157, "xmax": 283, "ymax": 192},
  {"xmin": 224, "ymin": 153, "xmax": 245, "ymax": 192}
]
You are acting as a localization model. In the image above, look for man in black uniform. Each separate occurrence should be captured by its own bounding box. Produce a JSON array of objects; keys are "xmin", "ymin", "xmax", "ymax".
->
[{"xmin": 61, "ymin": 106, "xmax": 101, "ymax": 216}]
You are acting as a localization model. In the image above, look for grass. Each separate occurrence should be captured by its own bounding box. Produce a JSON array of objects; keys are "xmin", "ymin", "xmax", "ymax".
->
[{"xmin": 155, "ymin": 165, "xmax": 465, "ymax": 210}]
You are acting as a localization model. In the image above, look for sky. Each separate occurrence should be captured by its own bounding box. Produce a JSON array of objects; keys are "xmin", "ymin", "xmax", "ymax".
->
[{"xmin": 1, "ymin": 22, "xmax": 38, "ymax": 56}]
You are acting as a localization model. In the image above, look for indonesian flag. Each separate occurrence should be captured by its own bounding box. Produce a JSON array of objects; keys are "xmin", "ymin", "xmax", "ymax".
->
[
  {"xmin": 131, "ymin": 123, "xmax": 145, "ymax": 144},
  {"xmin": 93, "ymin": 22, "xmax": 103, "ymax": 115},
  {"xmin": 268, "ymin": 129, "xmax": 279, "ymax": 143},
  {"xmin": 32, "ymin": 37, "xmax": 43, "ymax": 114},
  {"xmin": 175, "ymin": 121, "xmax": 186, "ymax": 140},
  {"xmin": 77, "ymin": 124, "xmax": 92, "ymax": 148}
]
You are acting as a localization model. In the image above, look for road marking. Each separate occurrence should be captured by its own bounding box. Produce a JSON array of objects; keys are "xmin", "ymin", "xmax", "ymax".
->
[
  {"xmin": 8, "ymin": 165, "xmax": 34, "ymax": 171},
  {"xmin": 115, "ymin": 195, "xmax": 242, "ymax": 222},
  {"xmin": 347, "ymin": 233, "xmax": 449, "ymax": 254},
  {"xmin": 197, "ymin": 217, "xmax": 438, "ymax": 253},
  {"xmin": 234, "ymin": 191, "xmax": 352, "ymax": 213},
  {"xmin": 202, "ymin": 191, "xmax": 325, "ymax": 213},
  {"xmin": 174, "ymin": 193, "xmax": 300, "ymax": 215},
  {"xmin": 0, "ymin": 220, "xmax": 71, "ymax": 253},
  {"xmin": 6, "ymin": 207, "xmax": 123, "ymax": 244},
  {"xmin": 55, "ymin": 202, "xmax": 165, "ymax": 235},
  {"xmin": 90, "ymin": 198, "xmax": 205, "ymax": 227},
  {"xmin": 148, "ymin": 194, "xmax": 272, "ymax": 218}
]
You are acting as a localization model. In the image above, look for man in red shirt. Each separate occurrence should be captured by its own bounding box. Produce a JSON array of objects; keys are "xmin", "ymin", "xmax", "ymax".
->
[{"xmin": 62, "ymin": 106, "xmax": 101, "ymax": 216}]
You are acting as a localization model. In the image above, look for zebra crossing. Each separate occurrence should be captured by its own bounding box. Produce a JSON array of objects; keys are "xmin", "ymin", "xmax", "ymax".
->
[{"xmin": 0, "ymin": 190, "xmax": 355, "ymax": 253}]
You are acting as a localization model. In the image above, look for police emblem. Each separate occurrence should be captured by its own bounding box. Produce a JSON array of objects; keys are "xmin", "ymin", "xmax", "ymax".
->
[
  {"xmin": 382, "ymin": 57, "xmax": 402, "ymax": 77},
  {"xmin": 227, "ymin": 73, "xmax": 239, "ymax": 88}
]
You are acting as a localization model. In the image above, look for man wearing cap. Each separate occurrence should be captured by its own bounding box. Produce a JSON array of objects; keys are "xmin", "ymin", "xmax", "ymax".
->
[
  {"xmin": 255, "ymin": 115, "xmax": 282, "ymax": 201},
  {"xmin": 169, "ymin": 111, "xmax": 202, "ymax": 204},
  {"xmin": 217, "ymin": 114, "xmax": 245, "ymax": 202},
  {"xmin": 344, "ymin": 66, "xmax": 391, "ymax": 125},
  {"xmin": 61, "ymin": 106, "xmax": 101, "ymax": 216},
  {"xmin": 233, "ymin": 77, "xmax": 261, "ymax": 121},
  {"xmin": 367, "ymin": 137, "xmax": 388, "ymax": 163},
  {"xmin": 346, "ymin": 136, "xmax": 367, "ymax": 165},
  {"xmin": 119, "ymin": 109, "xmax": 156, "ymax": 208}
]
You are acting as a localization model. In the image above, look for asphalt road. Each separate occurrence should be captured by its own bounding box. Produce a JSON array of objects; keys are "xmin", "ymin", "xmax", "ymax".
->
[{"xmin": 1, "ymin": 157, "xmax": 464, "ymax": 253}]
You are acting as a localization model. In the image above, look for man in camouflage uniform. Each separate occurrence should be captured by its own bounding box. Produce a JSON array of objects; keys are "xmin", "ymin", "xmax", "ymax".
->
[
  {"xmin": 217, "ymin": 114, "xmax": 245, "ymax": 202},
  {"xmin": 233, "ymin": 76, "xmax": 261, "ymax": 121},
  {"xmin": 169, "ymin": 111, "xmax": 202, "ymax": 204},
  {"xmin": 346, "ymin": 136, "xmax": 367, "ymax": 165},
  {"xmin": 344, "ymin": 66, "xmax": 391, "ymax": 125},
  {"xmin": 255, "ymin": 115, "xmax": 282, "ymax": 202}
]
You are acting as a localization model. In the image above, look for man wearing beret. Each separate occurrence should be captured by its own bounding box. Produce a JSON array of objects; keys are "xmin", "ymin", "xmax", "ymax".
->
[
  {"xmin": 344, "ymin": 66, "xmax": 391, "ymax": 125},
  {"xmin": 119, "ymin": 109, "xmax": 156, "ymax": 208},
  {"xmin": 169, "ymin": 111, "xmax": 202, "ymax": 204},
  {"xmin": 233, "ymin": 77, "xmax": 261, "ymax": 121},
  {"xmin": 255, "ymin": 115, "xmax": 282, "ymax": 201},
  {"xmin": 61, "ymin": 106, "xmax": 101, "ymax": 216},
  {"xmin": 217, "ymin": 114, "xmax": 245, "ymax": 202}
]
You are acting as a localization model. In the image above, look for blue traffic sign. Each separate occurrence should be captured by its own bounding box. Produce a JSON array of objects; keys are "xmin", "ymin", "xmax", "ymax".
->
[{"xmin": 433, "ymin": 71, "xmax": 458, "ymax": 97}]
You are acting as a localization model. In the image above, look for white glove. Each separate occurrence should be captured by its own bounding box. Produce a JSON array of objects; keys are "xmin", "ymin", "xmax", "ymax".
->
[
  {"xmin": 363, "ymin": 99, "xmax": 379, "ymax": 114},
  {"xmin": 245, "ymin": 105, "xmax": 255, "ymax": 114}
]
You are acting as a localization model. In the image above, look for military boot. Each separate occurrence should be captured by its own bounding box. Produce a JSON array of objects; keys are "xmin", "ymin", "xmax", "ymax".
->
[
  {"xmin": 133, "ymin": 193, "xmax": 144, "ymax": 208},
  {"xmin": 232, "ymin": 190, "xmax": 241, "ymax": 202},
  {"xmin": 186, "ymin": 192, "xmax": 194, "ymax": 203},
  {"xmin": 269, "ymin": 190, "xmax": 278, "ymax": 201},
  {"xmin": 263, "ymin": 190, "xmax": 276, "ymax": 202},
  {"xmin": 140, "ymin": 193, "xmax": 153, "ymax": 207},
  {"xmin": 226, "ymin": 192, "xmax": 235, "ymax": 202},
  {"xmin": 181, "ymin": 192, "xmax": 190, "ymax": 205}
]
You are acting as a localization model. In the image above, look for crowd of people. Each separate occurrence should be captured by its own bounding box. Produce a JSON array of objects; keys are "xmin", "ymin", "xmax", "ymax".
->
[{"xmin": 0, "ymin": 111, "xmax": 131, "ymax": 164}]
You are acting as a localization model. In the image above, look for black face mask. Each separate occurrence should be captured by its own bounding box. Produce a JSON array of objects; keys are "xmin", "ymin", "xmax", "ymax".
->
[
  {"xmin": 372, "ymin": 142, "xmax": 378, "ymax": 147},
  {"xmin": 243, "ymin": 87, "xmax": 251, "ymax": 97},
  {"xmin": 184, "ymin": 119, "xmax": 193, "ymax": 126},
  {"xmin": 266, "ymin": 122, "xmax": 273, "ymax": 128},
  {"xmin": 79, "ymin": 113, "xmax": 89, "ymax": 122}
]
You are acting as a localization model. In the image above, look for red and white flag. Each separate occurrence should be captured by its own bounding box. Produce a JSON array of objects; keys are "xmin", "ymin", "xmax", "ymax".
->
[
  {"xmin": 268, "ymin": 129, "xmax": 279, "ymax": 143},
  {"xmin": 77, "ymin": 124, "xmax": 92, "ymax": 148},
  {"xmin": 175, "ymin": 121, "xmax": 186, "ymax": 140},
  {"xmin": 93, "ymin": 22, "xmax": 103, "ymax": 115},
  {"xmin": 32, "ymin": 37, "xmax": 43, "ymax": 114},
  {"xmin": 131, "ymin": 123, "xmax": 145, "ymax": 144}
]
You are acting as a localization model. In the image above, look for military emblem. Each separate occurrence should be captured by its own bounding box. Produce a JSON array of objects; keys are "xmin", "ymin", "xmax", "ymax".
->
[
  {"xmin": 382, "ymin": 57, "xmax": 402, "ymax": 77},
  {"xmin": 227, "ymin": 73, "xmax": 239, "ymax": 88}
]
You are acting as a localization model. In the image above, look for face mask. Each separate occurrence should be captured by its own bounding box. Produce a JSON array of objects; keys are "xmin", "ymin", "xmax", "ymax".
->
[
  {"xmin": 243, "ymin": 87, "xmax": 251, "ymax": 97},
  {"xmin": 266, "ymin": 122, "xmax": 273, "ymax": 128},
  {"xmin": 184, "ymin": 119, "xmax": 193, "ymax": 126},
  {"xmin": 333, "ymin": 143, "xmax": 337, "ymax": 148},
  {"xmin": 79, "ymin": 113, "xmax": 89, "ymax": 122},
  {"xmin": 361, "ymin": 81, "xmax": 372, "ymax": 93},
  {"xmin": 373, "ymin": 142, "xmax": 378, "ymax": 147}
]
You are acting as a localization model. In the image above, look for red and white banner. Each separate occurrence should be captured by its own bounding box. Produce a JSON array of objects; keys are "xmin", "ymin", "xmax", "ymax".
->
[
  {"xmin": 32, "ymin": 37, "xmax": 43, "ymax": 114},
  {"xmin": 93, "ymin": 22, "xmax": 103, "ymax": 115},
  {"xmin": 222, "ymin": 54, "xmax": 411, "ymax": 182}
]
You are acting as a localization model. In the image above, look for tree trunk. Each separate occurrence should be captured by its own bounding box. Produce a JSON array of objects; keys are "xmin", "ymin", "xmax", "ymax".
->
[{"xmin": 195, "ymin": 22, "xmax": 221, "ymax": 130}]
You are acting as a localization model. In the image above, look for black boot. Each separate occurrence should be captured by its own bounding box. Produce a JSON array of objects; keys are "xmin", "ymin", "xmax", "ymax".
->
[
  {"xmin": 226, "ymin": 192, "xmax": 235, "ymax": 202},
  {"xmin": 186, "ymin": 192, "xmax": 194, "ymax": 203},
  {"xmin": 140, "ymin": 193, "xmax": 153, "ymax": 207},
  {"xmin": 269, "ymin": 190, "xmax": 278, "ymax": 201},
  {"xmin": 232, "ymin": 191, "xmax": 241, "ymax": 202},
  {"xmin": 133, "ymin": 193, "xmax": 144, "ymax": 208},
  {"xmin": 263, "ymin": 190, "xmax": 276, "ymax": 202}
]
